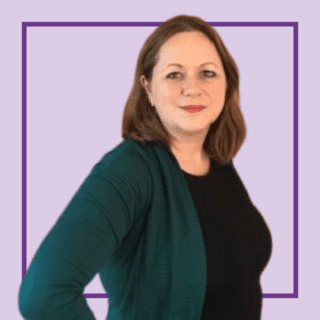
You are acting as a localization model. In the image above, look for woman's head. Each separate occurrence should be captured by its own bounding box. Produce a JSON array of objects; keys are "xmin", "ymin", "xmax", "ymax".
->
[{"xmin": 121, "ymin": 14, "xmax": 246, "ymax": 166}]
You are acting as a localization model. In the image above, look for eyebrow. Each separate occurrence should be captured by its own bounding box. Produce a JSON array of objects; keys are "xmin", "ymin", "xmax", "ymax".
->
[{"xmin": 164, "ymin": 62, "xmax": 219, "ymax": 69}]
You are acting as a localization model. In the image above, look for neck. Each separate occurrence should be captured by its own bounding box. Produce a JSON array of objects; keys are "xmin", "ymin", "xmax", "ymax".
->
[{"xmin": 170, "ymin": 142, "xmax": 207, "ymax": 164}]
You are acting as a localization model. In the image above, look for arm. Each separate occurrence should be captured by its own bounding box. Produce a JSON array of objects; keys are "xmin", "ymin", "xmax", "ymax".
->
[{"xmin": 18, "ymin": 157, "xmax": 150, "ymax": 319}]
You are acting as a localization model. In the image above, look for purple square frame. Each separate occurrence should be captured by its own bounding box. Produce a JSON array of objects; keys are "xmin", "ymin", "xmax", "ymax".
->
[{"xmin": 21, "ymin": 21, "xmax": 299, "ymax": 299}]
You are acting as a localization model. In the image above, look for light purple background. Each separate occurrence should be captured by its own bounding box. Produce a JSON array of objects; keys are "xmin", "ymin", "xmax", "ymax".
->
[
  {"xmin": 27, "ymin": 23, "xmax": 292, "ymax": 312},
  {"xmin": 1, "ymin": 1, "xmax": 319, "ymax": 319},
  {"xmin": 26, "ymin": 25, "xmax": 292, "ymax": 294}
]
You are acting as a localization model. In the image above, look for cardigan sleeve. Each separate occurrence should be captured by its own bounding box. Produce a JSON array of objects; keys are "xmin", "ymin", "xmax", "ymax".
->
[{"xmin": 18, "ymin": 156, "xmax": 151, "ymax": 319}]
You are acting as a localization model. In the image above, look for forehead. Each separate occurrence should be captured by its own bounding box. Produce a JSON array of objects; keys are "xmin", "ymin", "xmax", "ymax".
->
[{"xmin": 156, "ymin": 31, "xmax": 222, "ymax": 68}]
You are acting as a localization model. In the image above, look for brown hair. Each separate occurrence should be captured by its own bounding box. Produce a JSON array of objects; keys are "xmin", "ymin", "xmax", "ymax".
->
[{"xmin": 121, "ymin": 14, "xmax": 246, "ymax": 166}]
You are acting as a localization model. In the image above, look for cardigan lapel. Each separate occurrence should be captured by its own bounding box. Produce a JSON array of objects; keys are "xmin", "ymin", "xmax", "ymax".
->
[{"xmin": 151, "ymin": 142, "xmax": 207, "ymax": 318}]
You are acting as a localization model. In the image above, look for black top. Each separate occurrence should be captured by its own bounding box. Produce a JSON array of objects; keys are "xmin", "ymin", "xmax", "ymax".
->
[{"xmin": 166, "ymin": 149, "xmax": 272, "ymax": 320}]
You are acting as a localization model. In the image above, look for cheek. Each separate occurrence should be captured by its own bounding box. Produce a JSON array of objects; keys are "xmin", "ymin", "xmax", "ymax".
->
[
  {"xmin": 211, "ymin": 83, "xmax": 226, "ymax": 101},
  {"xmin": 157, "ymin": 85, "xmax": 179, "ymax": 102}
]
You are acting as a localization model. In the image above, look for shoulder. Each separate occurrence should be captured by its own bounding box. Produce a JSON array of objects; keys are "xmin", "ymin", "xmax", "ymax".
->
[{"xmin": 92, "ymin": 139, "xmax": 156, "ymax": 185}]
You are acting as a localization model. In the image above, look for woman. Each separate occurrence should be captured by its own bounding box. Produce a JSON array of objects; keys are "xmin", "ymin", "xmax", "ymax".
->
[{"xmin": 19, "ymin": 14, "xmax": 272, "ymax": 320}]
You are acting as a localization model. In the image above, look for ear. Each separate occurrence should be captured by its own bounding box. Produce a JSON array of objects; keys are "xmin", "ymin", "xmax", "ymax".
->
[{"xmin": 140, "ymin": 75, "xmax": 153, "ymax": 104}]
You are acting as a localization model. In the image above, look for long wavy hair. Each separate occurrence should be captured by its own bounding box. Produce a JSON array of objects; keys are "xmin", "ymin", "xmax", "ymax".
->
[{"xmin": 121, "ymin": 14, "xmax": 246, "ymax": 166}]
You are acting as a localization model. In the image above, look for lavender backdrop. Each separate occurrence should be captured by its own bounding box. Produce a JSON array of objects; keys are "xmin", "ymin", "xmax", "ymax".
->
[{"xmin": 1, "ymin": 1, "xmax": 319, "ymax": 319}]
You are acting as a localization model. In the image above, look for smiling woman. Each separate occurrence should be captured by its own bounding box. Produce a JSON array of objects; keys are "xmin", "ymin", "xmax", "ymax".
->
[
  {"xmin": 19, "ymin": 14, "xmax": 272, "ymax": 320},
  {"xmin": 122, "ymin": 15, "xmax": 246, "ymax": 168},
  {"xmin": 139, "ymin": 30, "xmax": 228, "ymax": 170}
]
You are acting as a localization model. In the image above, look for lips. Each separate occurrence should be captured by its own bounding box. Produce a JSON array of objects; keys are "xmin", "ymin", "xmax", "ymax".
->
[{"xmin": 182, "ymin": 105, "xmax": 205, "ymax": 110}]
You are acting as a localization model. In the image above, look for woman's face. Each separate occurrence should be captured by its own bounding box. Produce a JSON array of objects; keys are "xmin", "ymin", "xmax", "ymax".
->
[{"xmin": 140, "ymin": 31, "xmax": 227, "ymax": 142}]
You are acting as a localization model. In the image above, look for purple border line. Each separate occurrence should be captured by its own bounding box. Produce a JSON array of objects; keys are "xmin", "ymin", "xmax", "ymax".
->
[
  {"xmin": 22, "ymin": 21, "xmax": 295, "ymax": 27},
  {"xmin": 22, "ymin": 21, "xmax": 298, "ymax": 300}
]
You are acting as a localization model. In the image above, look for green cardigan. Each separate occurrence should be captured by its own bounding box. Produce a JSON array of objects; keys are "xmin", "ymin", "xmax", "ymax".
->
[{"xmin": 19, "ymin": 138, "xmax": 209, "ymax": 319}]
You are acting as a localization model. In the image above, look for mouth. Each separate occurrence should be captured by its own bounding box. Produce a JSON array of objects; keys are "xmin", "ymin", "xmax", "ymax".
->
[{"xmin": 181, "ymin": 105, "xmax": 206, "ymax": 113}]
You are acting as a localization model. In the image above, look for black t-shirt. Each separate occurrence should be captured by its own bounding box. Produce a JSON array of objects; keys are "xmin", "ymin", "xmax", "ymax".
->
[{"xmin": 166, "ymin": 149, "xmax": 272, "ymax": 319}]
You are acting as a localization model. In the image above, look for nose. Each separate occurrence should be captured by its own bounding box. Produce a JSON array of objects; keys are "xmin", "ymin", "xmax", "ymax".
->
[{"xmin": 181, "ymin": 76, "xmax": 202, "ymax": 95}]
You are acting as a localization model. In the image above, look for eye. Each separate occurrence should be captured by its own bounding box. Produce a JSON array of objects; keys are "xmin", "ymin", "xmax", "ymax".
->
[
  {"xmin": 166, "ymin": 70, "xmax": 217, "ymax": 79},
  {"xmin": 203, "ymin": 70, "xmax": 216, "ymax": 77},
  {"xmin": 167, "ymin": 72, "xmax": 181, "ymax": 79}
]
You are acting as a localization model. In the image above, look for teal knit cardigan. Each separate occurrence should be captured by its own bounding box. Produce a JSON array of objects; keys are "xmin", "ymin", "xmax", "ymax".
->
[{"xmin": 19, "ymin": 138, "xmax": 208, "ymax": 319}]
